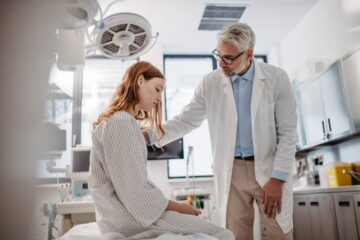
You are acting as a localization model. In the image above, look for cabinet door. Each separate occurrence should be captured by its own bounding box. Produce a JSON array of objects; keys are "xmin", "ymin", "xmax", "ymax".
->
[
  {"xmin": 333, "ymin": 193, "xmax": 359, "ymax": 240},
  {"xmin": 300, "ymin": 79, "xmax": 326, "ymax": 145},
  {"xmin": 308, "ymin": 194, "xmax": 338, "ymax": 240},
  {"xmin": 353, "ymin": 194, "xmax": 360, "ymax": 239},
  {"xmin": 342, "ymin": 49, "xmax": 360, "ymax": 130},
  {"xmin": 320, "ymin": 62, "xmax": 352, "ymax": 139},
  {"xmin": 294, "ymin": 195, "xmax": 313, "ymax": 240}
]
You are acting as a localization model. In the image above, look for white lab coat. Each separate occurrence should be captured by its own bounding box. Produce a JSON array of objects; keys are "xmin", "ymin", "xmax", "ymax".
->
[{"xmin": 158, "ymin": 60, "xmax": 297, "ymax": 233}]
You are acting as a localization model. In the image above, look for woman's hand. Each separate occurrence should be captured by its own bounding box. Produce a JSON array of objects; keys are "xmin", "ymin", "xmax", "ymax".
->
[
  {"xmin": 166, "ymin": 200, "xmax": 201, "ymax": 216},
  {"xmin": 177, "ymin": 203, "xmax": 201, "ymax": 216}
]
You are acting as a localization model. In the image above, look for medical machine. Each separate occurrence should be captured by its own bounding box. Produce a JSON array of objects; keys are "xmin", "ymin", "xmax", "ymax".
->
[
  {"xmin": 147, "ymin": 138, "xmax": 184, "ymax": 160},
  {"xmin": 39, "ymin": 122, "xmax": 69, "ymax": 174},
  {"xmin": 71, "ymin": 147, "xmax": 91, "ymax": 198}
]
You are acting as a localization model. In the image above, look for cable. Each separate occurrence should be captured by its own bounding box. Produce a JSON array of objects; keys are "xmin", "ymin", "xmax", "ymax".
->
[
  {"xmin": 185, "ymin": 146, "xmax": 193, "ymax": 189},
  {"xmin": 95, "ymin": 0, "xmax": 103, "ymax": 22},
  {"xmin": 103, "ymin": 0, "xmax": 124, "ymax": 17}
]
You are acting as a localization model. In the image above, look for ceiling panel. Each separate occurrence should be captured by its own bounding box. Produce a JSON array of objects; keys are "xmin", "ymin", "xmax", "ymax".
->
[{"xmin": 97, "ymin": 0, "xmax": 318, "ymax": 55}]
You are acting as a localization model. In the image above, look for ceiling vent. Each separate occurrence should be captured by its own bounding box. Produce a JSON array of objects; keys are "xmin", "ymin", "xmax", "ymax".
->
[{"xmin": 198, "ymin": 4, "xmax": 248, "ymax": 31}]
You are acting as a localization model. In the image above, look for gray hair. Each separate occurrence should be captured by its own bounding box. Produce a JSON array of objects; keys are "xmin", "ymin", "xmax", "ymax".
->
[{"xmin": 217, "ymin": 23, "xmax": 256, "ymax": 52}]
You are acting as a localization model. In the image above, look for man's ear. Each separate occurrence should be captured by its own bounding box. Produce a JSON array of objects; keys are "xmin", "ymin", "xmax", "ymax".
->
[{"xmin": 247, "ymin": 48, "xmax": 254, "ymax": 60}]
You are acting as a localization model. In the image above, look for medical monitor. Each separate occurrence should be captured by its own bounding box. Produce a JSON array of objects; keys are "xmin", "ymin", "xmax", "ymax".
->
[
  {"xmin": 42, "ymin": 122, "xmax": 66, "ymax": 151},
  {"xmin": 147, "ymin": 138, "xmax": 184, "ymax": 160},
  {"xmin": 71, "ymin": 147, "xmax": 91, "ymax": 173}
]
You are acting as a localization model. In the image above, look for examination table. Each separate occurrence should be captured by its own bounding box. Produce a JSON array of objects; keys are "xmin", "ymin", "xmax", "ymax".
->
[{"xmin": 59, "ymin": 222, "xmax": 218, "ymax": 240}]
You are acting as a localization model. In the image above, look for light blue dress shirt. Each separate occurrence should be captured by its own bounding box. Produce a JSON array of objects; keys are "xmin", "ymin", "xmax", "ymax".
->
[
  {"xmin": 230, "ymin": 60, "xmax": 288, "ymax": 182},
  {"xmin": 230, "ymin": 61, "xmax": 255, "ymax": 158}
]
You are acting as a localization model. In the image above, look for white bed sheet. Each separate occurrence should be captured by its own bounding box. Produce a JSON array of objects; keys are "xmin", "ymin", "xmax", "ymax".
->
[{"xmin": 59, "ymin": 222, "xmax": 217, "ymax": 240}]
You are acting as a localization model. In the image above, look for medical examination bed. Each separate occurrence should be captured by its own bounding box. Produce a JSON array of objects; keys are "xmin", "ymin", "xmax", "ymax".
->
[{"xmin": 59, "ymin": 222, "xmax": 218, "ymax": 240}]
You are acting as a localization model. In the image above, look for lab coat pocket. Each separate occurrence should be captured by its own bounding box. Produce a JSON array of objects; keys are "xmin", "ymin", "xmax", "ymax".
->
[{"xmin": 259, "ymin": 102, "xmax": 276, "ymax": 129}]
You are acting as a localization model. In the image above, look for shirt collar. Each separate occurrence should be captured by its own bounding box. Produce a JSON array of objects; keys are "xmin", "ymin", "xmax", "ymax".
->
[{"xmin": 230, "ymin": 59, "xmax": 255, "ymax": 83}]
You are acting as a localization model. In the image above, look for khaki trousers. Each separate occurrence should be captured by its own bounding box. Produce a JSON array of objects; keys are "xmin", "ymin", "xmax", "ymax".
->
[{"xmin": 226, "ymin": 159, "xmax": 293, "ymax": 240}]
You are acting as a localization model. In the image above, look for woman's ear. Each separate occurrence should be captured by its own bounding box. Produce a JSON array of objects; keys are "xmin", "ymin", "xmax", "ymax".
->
[{"xmin": 137, "ymin": 74, "xmax": 144, "ymax": 88}]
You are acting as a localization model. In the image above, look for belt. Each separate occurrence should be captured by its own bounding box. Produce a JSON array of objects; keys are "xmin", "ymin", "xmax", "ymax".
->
[{"xmin": 234, "ymin": 155, "xmax": 255, "ymax": 161}]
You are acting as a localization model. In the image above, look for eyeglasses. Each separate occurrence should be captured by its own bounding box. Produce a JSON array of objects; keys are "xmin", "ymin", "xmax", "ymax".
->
[{"xmin": 211, "ymin": 49, "xmax": 247, "ymax": 65}]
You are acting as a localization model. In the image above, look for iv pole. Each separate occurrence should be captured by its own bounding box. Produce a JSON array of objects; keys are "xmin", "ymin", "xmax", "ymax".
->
[{"xmin": 185, "ymin": 146, "xmax": 194, "ymax": 189}]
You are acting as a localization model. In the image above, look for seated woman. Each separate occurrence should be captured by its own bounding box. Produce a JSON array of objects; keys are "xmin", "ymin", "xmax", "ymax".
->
[{"xmin": 89, "ymin": 61, "xmax": 234, "ymax": 240}]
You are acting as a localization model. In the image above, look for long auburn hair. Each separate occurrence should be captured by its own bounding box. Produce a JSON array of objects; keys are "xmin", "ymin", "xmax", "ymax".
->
[{"xmin": 93, "ymin": 61, "xmax": 165, "ymax": 140}]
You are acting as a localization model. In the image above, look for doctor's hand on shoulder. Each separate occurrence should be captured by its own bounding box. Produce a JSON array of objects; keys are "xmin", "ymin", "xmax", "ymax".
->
[{"xmin": 262, "ymin": 178, "xmax": 284, "ymax": 219}]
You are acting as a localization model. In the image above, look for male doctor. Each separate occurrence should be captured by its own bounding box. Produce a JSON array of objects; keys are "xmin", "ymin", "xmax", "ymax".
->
[{"xmin": 149, "ymin": 23, "xmax": 297, "ymax": 240}]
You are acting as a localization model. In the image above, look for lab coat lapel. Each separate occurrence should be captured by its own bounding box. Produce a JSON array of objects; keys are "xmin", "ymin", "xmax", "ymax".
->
[
  {"xmin": 251, "ymin": 61, "xmax": 266, "ymax": 127},
  {"xmin": 221, "ymin": 74, "xmax": 237, "ymax": 116}
]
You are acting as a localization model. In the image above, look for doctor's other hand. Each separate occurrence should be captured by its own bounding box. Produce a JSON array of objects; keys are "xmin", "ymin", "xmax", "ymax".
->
[{"xmin": 262, "ymin": 178, "xmax": 284, "ymax": 219}]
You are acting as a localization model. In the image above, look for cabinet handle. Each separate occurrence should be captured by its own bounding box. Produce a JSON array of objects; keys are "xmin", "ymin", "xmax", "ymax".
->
[
  {"xmin": 339, "ymin": 201, "xmax": 350, "ymax": 207},
  {"xmin": 327, "ymin": 118, "xmax": 332, "ymax": 132},
  {"xmin": 321, "ymin": 120, "xmax": 327, "ymax": 140},
  {"xmin": 310, "ymin": 201, "xmax": 319, "ymax": 206},
  {"xmin": 298, "ymin": 202, "xmax": 306, "ymax": 206}
]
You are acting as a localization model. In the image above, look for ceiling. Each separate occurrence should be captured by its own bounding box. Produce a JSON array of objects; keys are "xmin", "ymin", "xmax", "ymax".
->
[{"xmin": 97, "ymin": 0, "xmax": 318, "ymax": 55}]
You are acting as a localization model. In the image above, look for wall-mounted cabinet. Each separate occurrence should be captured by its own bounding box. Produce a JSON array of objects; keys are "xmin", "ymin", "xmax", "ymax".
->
[
  {"xmin": 341, "ymin": 49, "xmax": 360, "ymax": 132},
  {"xmin": 295, "ymin": 48, "xmax": 360, "ymax": 150}
]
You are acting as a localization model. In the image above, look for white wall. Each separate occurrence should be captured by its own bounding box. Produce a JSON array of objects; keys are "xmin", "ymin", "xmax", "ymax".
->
[
  {"xmin": 268, "ymin": 0, "xmax": 360, "ymax": 79},
  {"xmin": 267, "ymin": 0, "xmax": 360, "ymax": 172}
]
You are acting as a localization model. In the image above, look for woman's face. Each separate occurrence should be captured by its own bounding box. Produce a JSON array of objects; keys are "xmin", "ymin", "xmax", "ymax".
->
[{"xmin": 137, "ymin": 76, "xmax": 165, "ymax": 112}]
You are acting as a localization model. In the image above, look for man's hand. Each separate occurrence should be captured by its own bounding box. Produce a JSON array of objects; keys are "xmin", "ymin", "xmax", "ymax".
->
[{"xmin": 262, "ymin": 178, "xmax": 284, "ymax": 219}]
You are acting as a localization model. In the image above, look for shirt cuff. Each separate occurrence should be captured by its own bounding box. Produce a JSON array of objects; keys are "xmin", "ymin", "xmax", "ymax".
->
[
  {"xmin": 147, "ymin": 130, "xmax": 157, "ymax": 145},
  {"xmin": 271, "ymin": 170, "xmax": 288, "ymax": 182}
]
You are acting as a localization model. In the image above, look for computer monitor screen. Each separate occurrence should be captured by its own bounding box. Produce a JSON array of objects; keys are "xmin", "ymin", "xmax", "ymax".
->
[
  {"xmin": 147, "ymin": 138, "xmax": 184, "ymax": 160},
  {"xmin": 72, "ymin": 148, "xmax": 91, "ymax": 172}
]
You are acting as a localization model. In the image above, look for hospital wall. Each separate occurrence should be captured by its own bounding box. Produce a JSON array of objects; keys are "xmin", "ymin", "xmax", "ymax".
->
[
  {"xmin": 267, "ymin": 0, "xmax": 360, "ymax": 166},
  {"xmin": 267, "ymin": 0, "xmax": 360, "ymax": 79}
]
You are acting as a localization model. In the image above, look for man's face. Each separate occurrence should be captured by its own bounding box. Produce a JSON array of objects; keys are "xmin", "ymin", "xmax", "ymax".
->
[{"xmin": 215, "ymin": 41, "xmax": 253, "ymax": 77}]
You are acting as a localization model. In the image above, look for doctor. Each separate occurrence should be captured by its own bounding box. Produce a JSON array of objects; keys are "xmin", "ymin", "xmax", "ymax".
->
[{"xmin": 149, "ymin": 23, "xmax": 297, "ymax": 240}]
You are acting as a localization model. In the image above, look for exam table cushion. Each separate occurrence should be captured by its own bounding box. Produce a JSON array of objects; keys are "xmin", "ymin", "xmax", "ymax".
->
[{"xmin": 59, "ymin": 222, "xmax": 218, "ymax": 240}]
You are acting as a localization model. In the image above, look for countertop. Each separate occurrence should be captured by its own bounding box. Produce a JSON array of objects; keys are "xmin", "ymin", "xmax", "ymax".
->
[{"xmin": 293, "ymin": 185, "xmax": 360, "ymax": 194}]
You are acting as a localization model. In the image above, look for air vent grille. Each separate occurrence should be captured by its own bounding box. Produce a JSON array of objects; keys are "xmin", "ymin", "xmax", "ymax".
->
[{"xmin": 198, "ymin": 5, "xmax": 247, "ymax": 31}]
